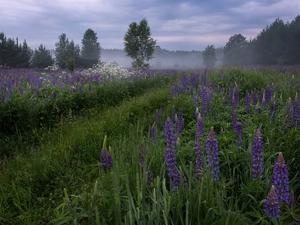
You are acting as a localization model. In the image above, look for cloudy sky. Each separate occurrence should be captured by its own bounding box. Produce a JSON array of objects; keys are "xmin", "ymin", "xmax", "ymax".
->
[{"xmin": 1, "ymin": 0, "xmax": 299, "ymax": 51}]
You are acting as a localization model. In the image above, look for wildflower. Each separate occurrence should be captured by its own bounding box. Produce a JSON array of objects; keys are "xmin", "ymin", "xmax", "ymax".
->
[
  {"xmin": 195, "ymin": 114, "xmax": 204, "ymax": 179},
  {"xmin": 236, "ymin": 122, "xmax": 243, "ymax": 152},
  {"xmin": 290, "ymin": 75, "xmax": 295, "ymax": 89},
  {"xmin": 252, "ymin": 129, "xmax": 263, "ymax": 179},
  {"xmin": 232, "ymin": 107, "xmax": 237, "ymax": 132},
  {"xmin": 264, "ymin": 185, "xmax": 280, "ymax": 218},
  {"xmin": 164, "ymin": 117, "xmax": 180, "ymax": 189},
  {"xmin": 271, "ymin": 152, "xmax": 289, "ymax": 204},
  {"xmin": 176, "ymin": 108, "xmax": 184, "ymax": 135},
  {"xmin": 100, "ymin": 136, "xmax": 113, "ymax": 173},
  {"xmin": 206, "ymin": 127, "xmax": 219, "ymax": 182}
]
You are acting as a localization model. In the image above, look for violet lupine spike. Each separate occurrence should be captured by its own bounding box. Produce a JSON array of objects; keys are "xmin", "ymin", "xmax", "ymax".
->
[
  {"xmin": 271, "ymin": 152, "xmax": 290, "ymax": 204},
  {"xmin": 206, "ymin": 127, "xmax": 220, "ymax": 182},
  {"xmin": 252, "ymin": 129, "xmax": 263, "ymax": 179},
  {"xmin": 201, "ymin": 84, "xmax": 207, "ymax": 118},
  {"xmin": 164, "ymin": 117, "xmax": 180, "ymax": 189},
  {"xmin": 195, "ymin": 114, "xmax": 204, "ymax": 180},
  {"xmin": 176, "ymin": 108, "xmax": 184, "ymax": 135},
  {"xmin": 265, "ymin": 85, "xmax": 273, "ymax": 103},
  {"xmin": 236, "ymin": 122, "xmax": 243, "ymax": 152},
  {"xmin": 254, "ymin": 103, "xmax": 260, "ymax": 115},
  {"xmin": 100, "ymin": 141, "xmax": 113, "ymax": 173},
  {"xmin": 233, "ymin": 84, "xmax": 240, "ymax": 107},
  {"xmin": 150, "ymin": 122, "xmax": 157, "ymax": 144},
  {"xmin": 155, "ymin": 109, "xmax": 160, "ymax": 125},
  {"xmin": 264, "ymin": 185, "xmax": 280, "ymax": 218},
  {"xmin": 251, "ymin": 90, "xmax": 258, "ymax": 105},
  {"xmin": 261, "ymin": 92, "xmax": 266, "ymax": 113}
]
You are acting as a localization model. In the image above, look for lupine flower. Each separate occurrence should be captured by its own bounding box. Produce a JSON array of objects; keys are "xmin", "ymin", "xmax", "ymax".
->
[
  {"xmin": 261, "ymin": 93, "xmax": 266, "ymax": 113},
  {"xmin": 252, "ymin": 129, "xmax": 263, "ymax": 179},
  {"xmin": 206, "ymin": 127, "xmax": 219, "ymax": 182},
  {"xmin": 195, "ymin": 114, "xmax": 204, "ymax": 180},
  {"xmin": 100, "ymin": 136, "xmax": 113, "ymax": 173},
  {"xmin": 254, "ymin": 103, "xmax": 260, "ymax": 115},
  {"xmin": 236, "ymin": 122, "xmax": 243, "ymax": 152},
  {"xmin": 251, "ymin": 90, "xmax": 258, "ymax": 105},
  {"xmin": 265, "ymin": 85, "xmax": 273, "ymax": 103},
  {"xmin": 155, "ymin": 109, "xmax": 160, "ymax": 125},
  {"xmin": 264, "ymin": 185, "xmax": 280, "ymax": 218},
  {"xmin": 150, "ymin": 122, "xmax": 157, "ymax": 144},
  {"xmin": 271, "ymin": 152, "xmax": 289, "ymax": 204},
  {"xmin": 164, "ymin": 117, "xmax": 180, "ymax": 189},
  {"xmin": 176, "ymin": 108, "xmax": 184, "ymax": 135}
]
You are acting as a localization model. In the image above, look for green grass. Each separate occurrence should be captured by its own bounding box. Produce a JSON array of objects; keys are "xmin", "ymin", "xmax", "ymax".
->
[{"xmin": 1, "ymin": 68, "xmax": 300, "ymax": 224}]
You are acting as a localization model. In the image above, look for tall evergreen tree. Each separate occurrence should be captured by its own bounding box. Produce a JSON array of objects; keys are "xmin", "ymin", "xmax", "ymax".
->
[
  {"xmin": 223, "ymin": 34, "xmax": 248, "ymax": 66},
  {"xmin": 32, "ymin": 44, "xmax": 54, "ymax": 68},
  {"xmin": 202, "ymin": 45, "xmax": 217, "ymax": 68},
  {"xmin": 124, "ymin": 18, "xmax": 156, "ymax": 69},
  {"xmin": 81, "ymin": 28, "xmax": 100, "ymax": 68},
  {"xmin": 55, "ymin": 33, "xmax": 81, "ymax": 69}
]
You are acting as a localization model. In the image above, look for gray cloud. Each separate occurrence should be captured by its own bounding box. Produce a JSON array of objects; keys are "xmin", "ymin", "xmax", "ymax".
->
[{"xmin": 0, "ymin": 0, "xmax": 299, "ymax": 51}]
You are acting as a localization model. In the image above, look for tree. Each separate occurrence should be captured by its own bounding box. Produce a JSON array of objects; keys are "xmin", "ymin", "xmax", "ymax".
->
[
  {"xmin": 124, "ymin": 18, "xmax": 156, "ymax": 69},
  {"xmin": 223, "ymin": 34, "xmax": 248, "ymax": 66},
  {"xmin": 31, "ymin": 44, "xmax": 54, "ymax": 68},
  {"xmin": 202, "ymin": 45, "xmax": 217, "ymax": 68},
  {"xmin": 81, "ymin": 28, "xmax": 100, "ymax": 68},
  {"xmin": 55, "ymin": 33, "xmax": 81, "ymax": 69}
]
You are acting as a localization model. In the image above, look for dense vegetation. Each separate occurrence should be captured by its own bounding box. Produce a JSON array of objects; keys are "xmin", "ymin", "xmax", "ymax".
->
[{"xmin": 0, "ymin": 64, "xmax": 299, "ymax": 224}]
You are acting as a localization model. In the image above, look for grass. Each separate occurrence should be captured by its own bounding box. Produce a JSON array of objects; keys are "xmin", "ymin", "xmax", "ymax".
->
[{"xmin": 0, "ymin": 68, "xmax": 300, "ymax": 224}]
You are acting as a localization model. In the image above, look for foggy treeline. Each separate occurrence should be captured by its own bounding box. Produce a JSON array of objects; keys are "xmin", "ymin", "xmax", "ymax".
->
[{"xmin": 1, "ymin": 15, "xmax": 300, "ymax": 69}]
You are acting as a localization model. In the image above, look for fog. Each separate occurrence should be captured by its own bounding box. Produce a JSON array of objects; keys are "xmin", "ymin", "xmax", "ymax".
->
[{"xmin": 101, "ymin": 47, "xmax": 224, "ymax": 69}]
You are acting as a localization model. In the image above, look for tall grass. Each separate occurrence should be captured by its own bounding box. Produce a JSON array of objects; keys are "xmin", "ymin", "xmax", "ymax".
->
[{"xmin": 0, "ymin": 67, "xmax": 300, "ymax": 224}]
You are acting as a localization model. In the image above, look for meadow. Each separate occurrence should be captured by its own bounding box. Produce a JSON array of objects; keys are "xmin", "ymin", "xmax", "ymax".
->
[{"xmin": 0, "ymin": 63, "xmax": 300, "ymax": 224}]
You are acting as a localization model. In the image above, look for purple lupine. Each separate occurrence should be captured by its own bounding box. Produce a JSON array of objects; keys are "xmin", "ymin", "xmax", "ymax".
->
[
  {"xmin": 264, "ymin": 185, "xmax": 280, "ymax": 218},
  {"xmin": 150, "ymin": 122, "xmax": 157, "ymax": 144},
  {"xmin": 195, "ymin": 114, "xmax": 204, "ymax": 180},
  {"xmin": 232, "ymin": 107, "xmax": 237, "ymax": 132},
  {"xmin": 176, "ymin": 108, "xmax": 184, "ymax": 135},
  {"xmin": 155, "ymin": 109, "xmax": 160, "ymax": 125},
  {"xmin": 271, "ymin": 152, "xmax": 290, "ymax": 204},
  {"xmin": 201, "ymin": 83, "xmax": 207, "ymax": 118},
  {"xmin": 245, "ymin": 91, "xmax": 251, "ymax": 113},
  {"xmin": 232, "ymin": 84, "xmax": 240, "ymax": 107},
  {"xmin": 252, "ymin": 129, "xmax": 263, "ymax": 179},
  {"xmin": 164, "ymin": 117, "xmax": 180, "ymax": 189},
  {"xmin": 236, "ymin": 122, "xmax": 243, "ymax": 152},
  {"xmin": 100, "ymin": 136, "xmax": 113, "ymax": 173},
  {"xmin": 206, "ymin": 127, "xmax": 219, "ymax": 182},
  {"xmin": 265, "ymin": 85, "xmax": 273, "ymax": 103},
  {"xmin": 251, "ymin": 90, "xmax": 258, "ymax": 105}
]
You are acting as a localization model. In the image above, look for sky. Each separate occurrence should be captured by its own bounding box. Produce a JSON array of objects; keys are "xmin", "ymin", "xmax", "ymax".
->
[{"xmin": 1, "ymin": 0, "xmax": 299, "ymax": 51}]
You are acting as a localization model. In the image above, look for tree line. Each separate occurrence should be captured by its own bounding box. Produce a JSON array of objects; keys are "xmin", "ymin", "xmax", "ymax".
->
[
  {"xmin": 202, "ymin": 15, "xmax": 300, "ymax": 68},
  {"xmin": 0, "ymin": 29, "xmax": 100, "ymax": 69},
  {"xmin": 0, "ymin": 15, "xmax": 299, "ymax": 70}
]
